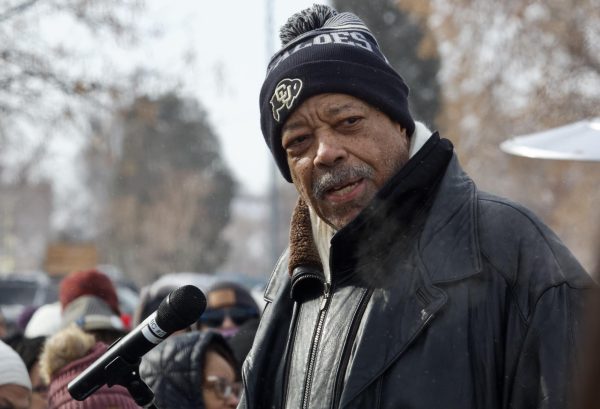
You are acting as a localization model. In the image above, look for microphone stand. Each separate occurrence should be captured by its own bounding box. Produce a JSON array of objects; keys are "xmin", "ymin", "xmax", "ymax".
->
[{"xmin": 104, "ymin": 356, "xmax": 160, "ymax": 409}]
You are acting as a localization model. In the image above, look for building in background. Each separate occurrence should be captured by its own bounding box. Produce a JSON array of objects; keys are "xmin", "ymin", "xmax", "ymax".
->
[{"xmin": 0, "ymin": 183, "xmax": 52, "ymax": 274}]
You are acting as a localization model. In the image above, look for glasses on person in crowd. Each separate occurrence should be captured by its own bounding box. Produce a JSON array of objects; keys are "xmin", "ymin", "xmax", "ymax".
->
[
  {"xmin": 204, "ymin": 375, "xmax": 242, "ymax": 400},
  {"xmin": 199, "ymin": 306, "xmax": 258, "ymax": 327}
]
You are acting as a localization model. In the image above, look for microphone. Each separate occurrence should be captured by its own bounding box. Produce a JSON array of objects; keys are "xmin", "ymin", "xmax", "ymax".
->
[{"xmin": 68, "ymin": 285, "xmax": 207, "ymax": 401}]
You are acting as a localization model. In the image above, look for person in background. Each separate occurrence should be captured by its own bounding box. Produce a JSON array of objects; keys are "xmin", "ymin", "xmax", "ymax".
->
[
  {"xmin": 240, "ymin": 4, "xmax": 594, "ymax": 409},
  {"xmin": 140, "ymin": 331, "xmax": 241, "ymax": 409},
  {"xmin": 133, "ymin": 280, "xmax": 198, "ymax": 336},
  {"xmin": 24, "ymin": 303, "xmax": 61, "ymax": 340},
  {"xmin": 0, "ymin": 309, "xmax": 8, "ymax": 339},
  {"xmin": 60, "ymin": 295, "xmax": 126, "ymax": 345},
  {"xmin": 59, "ymin": 269, "xmax": 121, "ymax": 319},
  {"xmin": 16, "ymin": 306, "xmax": 39, "ymax": 335},
  {"xmin": 132, "ymin": 281, "xmax": 177, "ymax": 327},
  {"xmin": 227, "ymin": 318, "xmax": 260, "ymax": 371},
  {"xmin": 39, "ymin": 325, "xmax": 138, "ymax": 409},
  {"xmin": 197, "ymin": 282, "xmax": 260, "ymax": 338},
  {"xmin": 59, "ymin": 269, "xmax": 127, "ymax": 344},
  {"xmin": 0, "ymin": 340, "xmax": 32, "ymax": 409},
  {"xmin": 5, "ymin": 334, "xmax": 47, "ymax": 409}
]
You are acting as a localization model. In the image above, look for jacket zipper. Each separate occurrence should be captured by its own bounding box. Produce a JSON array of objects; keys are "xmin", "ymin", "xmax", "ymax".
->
[
  {"xmin": 281, "ymin": 302, "xmax": 301, "ymax": 409},
  {"xmin": 301, "ymin": 282, "xmax": 332, "ymax": 409},
  {"xmin": 330, "ymin": 287, "xmax": 373, "ymax": 409}
]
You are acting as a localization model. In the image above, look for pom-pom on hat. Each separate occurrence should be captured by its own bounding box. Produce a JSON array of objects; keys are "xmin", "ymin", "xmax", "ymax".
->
[
  {"xmin": 59, "ymin": 269, "xmax": 120, "ymax": 315},
  {"xmin": 39, "ymin": 325, "xmax": 138, "ymax": 409},
  {"xmin": 260, "ymin": 4, "xmax": 415, "ymax": 182}
]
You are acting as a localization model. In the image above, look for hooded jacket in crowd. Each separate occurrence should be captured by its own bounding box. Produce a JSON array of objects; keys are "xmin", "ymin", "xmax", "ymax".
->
[
  {"xmin": 139, "ymin": 330, "xmax": 238, "ymax": 409},
  {"xmin": 39, "ymin": 325, "xmax": 137, "ymax": 409}
]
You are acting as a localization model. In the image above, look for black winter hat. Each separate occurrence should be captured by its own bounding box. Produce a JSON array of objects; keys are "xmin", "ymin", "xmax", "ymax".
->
[{"xmin": 260, "ymin": 5, "xmax": 415, "ymax": 182}]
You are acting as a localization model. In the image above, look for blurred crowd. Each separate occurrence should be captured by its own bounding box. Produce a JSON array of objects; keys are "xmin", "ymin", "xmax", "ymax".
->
[{"xmin": 0, "ymin": 268, "xmax": 263, "ymax": 409}]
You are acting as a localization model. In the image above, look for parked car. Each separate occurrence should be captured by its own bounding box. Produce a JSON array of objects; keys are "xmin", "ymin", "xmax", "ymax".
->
[{"xmin": 0, "ymin": 271, "xmax": 60, "ymax": 333}]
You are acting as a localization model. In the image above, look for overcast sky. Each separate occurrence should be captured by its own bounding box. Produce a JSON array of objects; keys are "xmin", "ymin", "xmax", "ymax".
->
[
  {"xmin": 28, "ymin": 0, "xmax": 327, "ymax": 229},
  {"xmin": 137, "ymin": 0, "xmax": 325, "ymax": 194}
]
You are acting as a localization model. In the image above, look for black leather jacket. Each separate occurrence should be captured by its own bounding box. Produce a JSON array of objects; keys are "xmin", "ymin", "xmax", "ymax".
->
[{"xmin": 240, "ymin": 135, "xmax": 593, "ymax": 409}]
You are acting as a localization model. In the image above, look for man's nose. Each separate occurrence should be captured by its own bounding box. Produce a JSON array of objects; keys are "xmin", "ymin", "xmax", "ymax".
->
[{"xmin": 314, "ymin": 130, "xmax": 347, "ymax": 168}]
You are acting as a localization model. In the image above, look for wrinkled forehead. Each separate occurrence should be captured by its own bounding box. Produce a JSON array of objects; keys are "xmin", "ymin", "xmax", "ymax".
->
[{"xmin": 282, "ymin": 93, "xmax": 372, "ymax": 131}]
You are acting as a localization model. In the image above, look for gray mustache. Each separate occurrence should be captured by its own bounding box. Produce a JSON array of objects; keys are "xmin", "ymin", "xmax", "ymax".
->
[{"xmin": 312, "ymin": 165, "xmax": 374, "ymax": 199}]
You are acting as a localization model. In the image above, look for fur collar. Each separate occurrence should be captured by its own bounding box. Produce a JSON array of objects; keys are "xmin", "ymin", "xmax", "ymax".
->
[{"xmin": 39, "ymin": 325, "xmax": 96, "ymax": 383}]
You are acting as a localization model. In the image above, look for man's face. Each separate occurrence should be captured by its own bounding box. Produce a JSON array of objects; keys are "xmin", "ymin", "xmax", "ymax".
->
[{"xmin": 282, "ymin": 93, "xmax": 410, "ymax": 230}]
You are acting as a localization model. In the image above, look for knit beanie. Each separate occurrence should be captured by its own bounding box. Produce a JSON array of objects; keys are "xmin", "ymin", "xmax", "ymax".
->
[
  {"xmin": 260, "ymin": 4, "xmax": 415, "ymax": 182},
  {"xmin": 59, "ymin": 269, "xmax": 120, "ymax": 315},
  {"xmin": 0, "ymin": 340, "xmax": 32, "ymax": 390},
  {"xmin": 24, "ymin": 302, "xmax": 62, "ymax": 338},
  {"xmin": 40, "ymin": 325, "xmax": 137, "ymax": 409},
  {"xmin": 61, "ymin": 295, "xmax": 126, "ymax": 333},
  {"xmin": 4, "ymin": 333, "xmax": 46, "ymax": 372}
]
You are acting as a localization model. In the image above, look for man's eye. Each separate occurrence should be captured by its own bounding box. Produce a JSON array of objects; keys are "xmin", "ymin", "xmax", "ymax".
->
[
  {"xmin": 342, "ymin": 116, "xmax": 361, "ymax": 126},
  {"xmin": 287, "ymin": 135, "xmax": 308, "ymax": 148}
]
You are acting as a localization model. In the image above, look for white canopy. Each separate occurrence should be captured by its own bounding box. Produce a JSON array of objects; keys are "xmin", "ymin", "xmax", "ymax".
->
[{"xmin": 500, "ymin": 118, "xmax": 600, "ymax": 162}]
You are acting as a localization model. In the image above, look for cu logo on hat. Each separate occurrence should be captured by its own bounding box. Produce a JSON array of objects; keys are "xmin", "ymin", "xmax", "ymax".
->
[{"xmin": 271, "ymin": 78, "xmax": 303, "ymax": 122}]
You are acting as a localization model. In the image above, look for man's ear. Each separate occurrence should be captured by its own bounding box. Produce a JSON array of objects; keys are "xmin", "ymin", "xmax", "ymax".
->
[{"xmin": 394, "ymin": 122, "xmax": 409, "ymax": 141}]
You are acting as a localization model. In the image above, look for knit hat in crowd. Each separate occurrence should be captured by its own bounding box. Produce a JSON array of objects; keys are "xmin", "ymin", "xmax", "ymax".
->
[
  {"xmin": 24, "ymin": 302, "xmax": 62, "ymax": 338},
  {"xmin": 4, "ymin": 334, "xmax": 46, "ymax": 373},
  {"xmin": 61, "ymin": 295, "xmax": 125, "ymax": 333},
  {"xmin": 0, "ymin": 340, "xmax": 32, "ymax": 390},
  {"xmin": 59, "ymin": 269, "xmax": 120, "ymax": 315},
  {"xmin": 260, "ymin": 4, "xmax": 415, "ymax": 182},
  {"xmin": 40, "ymin": 325, "xmax": 138, "ymax": 409}
]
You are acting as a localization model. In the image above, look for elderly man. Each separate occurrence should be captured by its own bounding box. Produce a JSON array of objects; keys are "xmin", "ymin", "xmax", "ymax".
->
[{"xmin": 240, "ymin": 4, "xmax": 593, "ymax": 409}]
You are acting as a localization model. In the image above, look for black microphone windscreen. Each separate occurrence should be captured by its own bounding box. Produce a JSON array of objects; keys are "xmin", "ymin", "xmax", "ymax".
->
[{"xmin": 156, "ymin": 285, "xmax": 207, "ymax": 333}]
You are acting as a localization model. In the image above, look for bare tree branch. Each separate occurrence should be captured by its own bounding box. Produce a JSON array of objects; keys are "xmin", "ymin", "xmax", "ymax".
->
[{"xmin": 0, "ymin": 0, "xmax": 42, "ymax": 23}]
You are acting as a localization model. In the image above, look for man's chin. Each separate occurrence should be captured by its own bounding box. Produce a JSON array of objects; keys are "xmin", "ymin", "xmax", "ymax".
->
[{"xmin": 321, "ymin": 208, "xmax": 362, "ymax": 231}]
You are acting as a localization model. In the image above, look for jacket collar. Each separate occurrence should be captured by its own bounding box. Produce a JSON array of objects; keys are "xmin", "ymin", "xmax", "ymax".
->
[
  {"xmin": 339, "ymin": 281, "xmax": 447, "ymax": 407},
  {"xmin": 339, "ymin": 153, "xmax": 481, "ymax": 407},
  {"xmin": 287, "ymin": 199, "xmax": 328, "ymax": 301},
  {"xmin": 260, "ymin": 137, "xmax": 483, "ymax": 407},
  {"xmin": 265, "ymin": 135, "xmax": 482, "ymax": 297},
  {"xmin": 329, "ymin": 132, "xmax": 454, "ymax": 286},
  {"xmin": 418, "ymin": 154, "xmax": 482, "ymax": 283},
  {"xmin": 279, "ymin": 132, "xmax": 470, "ymax": 298}
]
